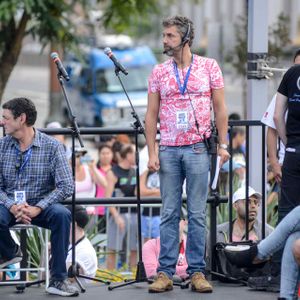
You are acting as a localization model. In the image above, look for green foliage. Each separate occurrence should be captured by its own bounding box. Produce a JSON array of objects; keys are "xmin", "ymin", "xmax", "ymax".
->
[
  {"xmin": 0, "ymin": 1, "xmax": 78, "ymax": 54},
  {"xmin": 101, "ymin": 0, "xmax": 159, "ymax": 34},
  {"xmin": 227, "ymin": 13, "xmax": 291, "ymax": 76},
  {"xmin": 0, "ymin": 0, "xmax": 160, "ymax": 101},
  {"xmin": 268, "ymin": 13, "xmax": 291, "ymax": 61}
]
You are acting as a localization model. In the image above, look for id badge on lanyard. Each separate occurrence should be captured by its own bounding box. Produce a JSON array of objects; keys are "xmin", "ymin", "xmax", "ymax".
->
[
  {"xmin": 14, "ymin": 191, "xmax": 26, "ymax": 204},
  {"xmin": 15, "ymin": 147, "xmax": 32, "ymax": 204}
]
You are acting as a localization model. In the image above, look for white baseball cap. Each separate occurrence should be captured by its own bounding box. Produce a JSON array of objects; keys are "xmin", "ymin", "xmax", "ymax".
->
[{"xmin": 232, "ymin": 186, "xmax": 262, "ymax": 204}]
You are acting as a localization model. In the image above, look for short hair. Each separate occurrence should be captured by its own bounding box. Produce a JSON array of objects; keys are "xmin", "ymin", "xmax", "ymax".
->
[
  {"xmin": 162, "ymin": 15, "xmax": 194, "ymax": 47},
  {"xmin": 66, "ymin": 205, "xmax": 89, "ymax": 229},
  {"xmin": 119, "ymin": 144, "xmax": 134, "ymax": 159},
  {"xmin": 229, "ymin": 112, "xmax": 241, "ymax": 121},
  {"xmin": 2, "ymin": 97, "xmax": 37, "ymax": 126},
  {"xmin": 294, "ymin": 48, "xmax": 300, "ymax": 62}
]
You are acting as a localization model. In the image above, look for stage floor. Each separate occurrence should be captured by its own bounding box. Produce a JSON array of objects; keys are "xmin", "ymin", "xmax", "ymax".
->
[{"xmin": 0, "ymin": 280, "xmax": 278, "ymax": 300}]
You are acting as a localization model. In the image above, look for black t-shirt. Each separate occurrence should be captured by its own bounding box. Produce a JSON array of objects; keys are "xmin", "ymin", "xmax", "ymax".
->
[
  {"xmin": 112, "ymin": 165, "xmax": 137, "ymax": 213},
  {"xmin": 278, "ymin": 64, "xmax": 300, "ymax": 146}
]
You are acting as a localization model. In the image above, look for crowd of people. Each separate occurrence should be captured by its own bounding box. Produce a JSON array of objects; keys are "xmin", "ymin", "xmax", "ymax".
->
[{"xmin": 0, "ymin": 13, "xmax": 299, "ymax": 300}]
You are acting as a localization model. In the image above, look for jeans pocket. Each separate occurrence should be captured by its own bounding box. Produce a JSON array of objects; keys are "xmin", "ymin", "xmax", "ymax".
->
[{"xmin": 192, "ymin": 143, "xmax": 206, "ymax": 154}]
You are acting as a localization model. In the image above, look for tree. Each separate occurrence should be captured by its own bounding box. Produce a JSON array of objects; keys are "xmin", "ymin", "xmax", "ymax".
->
[
  {"xmin": 227, "ymin": 13, "xmax": 291, "ymax": 117},
  {"xmin": 0, "ymin": 0, "xmax": 159, "ymax": 103}
]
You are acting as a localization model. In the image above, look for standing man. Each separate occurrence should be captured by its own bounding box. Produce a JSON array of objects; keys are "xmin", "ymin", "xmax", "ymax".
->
[
  {"xmin": 145, "ymin": 15, "xmax": 229, "ymax": 293},
  {"xmin": 250, "ymin": 50, "xmax": 300, "ymax": 292},
  {"xmin": 0, "ymin": 98, "xmax": 78, "ymax": 297},
  {"xmin": 274, "ymin": 58, "xmax": 300, "ymax": 229}
]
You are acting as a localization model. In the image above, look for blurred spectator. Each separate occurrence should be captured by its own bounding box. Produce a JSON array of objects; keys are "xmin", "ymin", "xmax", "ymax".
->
[
  {"xmin": 95, "ymin": 144, "xmax": 113, "ymax": 230},
  {"xmin": 46, "ymin": 121, "xmax": 71, "ymax": 159},
  {"xmin": 221, "ymin": 127, "xmax": 246, "ymax": 188},
  {"xmin": 74, "ymin": 148, "xmax": 107, "ymax": 216},
  {"xmin": 139, "ymin": 135, "xmax": 161, "ymax": 243},
  {"xmin": 105, "ymin": 144, "xmax": 137, "ymax": 270},
  {"xmin": 143, "ymin": 219, "xmax": 188, "ymax": 280},
  {"xmin": 229, "ymin": 112, "xmax": 241, "ymax": 121},
  {"xmin": 66, "ymin": 205, "xmax": 97, "ymax": 283}
]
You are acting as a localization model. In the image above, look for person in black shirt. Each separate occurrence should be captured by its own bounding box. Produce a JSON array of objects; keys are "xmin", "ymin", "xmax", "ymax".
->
[
  {"xmin": 274, "ymin": 64, "xmax": 300, "ymax": 222},
  {"xmin": 104, "ymin": 144, "xmax": 137, "ymax": 270}
]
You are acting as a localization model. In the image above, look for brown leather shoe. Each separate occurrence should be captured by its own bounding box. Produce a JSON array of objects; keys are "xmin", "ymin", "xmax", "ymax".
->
[
  {"xmin": 148, "ymin": 272, "xmax": 173, "ymax": 293},
  {"xmin": 190, "ymin": 272, "xmax": 213, "ymax": 293}
]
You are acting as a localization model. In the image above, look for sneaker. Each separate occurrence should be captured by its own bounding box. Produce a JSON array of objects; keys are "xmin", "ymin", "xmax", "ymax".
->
[
  {"xmin": 148, "ymin": 272, "xmax": 173, "ymax": 293},
  {"xmin": 247, "ymin": 275, "xmax": 280, "ymax": 292},
  {"xmin": 224, "ymin": 244, "xmax": 259, "ymax": 268},
  {"xmin": 190, "ymin": 272, "xmax": 213, "ymax": 293},
  {"xmin": 0, "ymin": 245, "xmax": 23, "ymax": 269},
  {"xmin": 46, "ymin": 279, "xmax": 79, "ymax": 297}
]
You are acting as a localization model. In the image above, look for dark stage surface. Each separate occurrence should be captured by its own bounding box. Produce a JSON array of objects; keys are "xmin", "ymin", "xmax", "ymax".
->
[{"xmin": 0, "ymin": 281, "xmax": 279, "ymax": 300}]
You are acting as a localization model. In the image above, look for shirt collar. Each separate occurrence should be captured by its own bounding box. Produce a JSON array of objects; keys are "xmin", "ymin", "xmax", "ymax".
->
[{"xmin": 9, "ymin": 128, "xmax": 42, "ymax": 151}]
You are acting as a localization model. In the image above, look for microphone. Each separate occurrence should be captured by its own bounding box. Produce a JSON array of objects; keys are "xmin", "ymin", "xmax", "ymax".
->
[
  {"xmin": 104, "ymin": 47, "xmax": 128, "ymax": 75},
  {"xmin": 50, "ymin": 52, "xmax": 70, "ymax": 81},
  {"xmin": 163, "ymin": 42, "xmax": 184, "ymax": 56}
]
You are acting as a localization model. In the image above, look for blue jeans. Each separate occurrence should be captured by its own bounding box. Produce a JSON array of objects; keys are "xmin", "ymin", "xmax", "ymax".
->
[
  {"xmin": 0, "ymin": 203, "xmax": 71, "ymax": 281},
  {"xmin": 157, "ymin": 142, "xmax": 210, "ymax": 278},
  {"xmin": 257, "ymin": 206, "xmax": 300, "ymax": 299}
]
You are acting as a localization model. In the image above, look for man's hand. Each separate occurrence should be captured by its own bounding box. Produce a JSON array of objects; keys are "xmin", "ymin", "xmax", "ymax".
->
[
  {"xmin": 10, "ymin": 204, "xmax": 25, "ymax": 219},
  {"xmin": 16, "ymin": 204, "xmax": 42, "ymax": 224},
  {"xmin": 271, "ymin": 161, "xmax": 282, "ymax": 183},
  {"xmin": 147, "ymin": 153, "xmax": 160, "ymax": 172},
  {"xmin": 218, "ymin": 148, "xmax": 230, "ymax": 167}
]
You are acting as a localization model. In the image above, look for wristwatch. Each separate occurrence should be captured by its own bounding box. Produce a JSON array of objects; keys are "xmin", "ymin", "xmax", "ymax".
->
[{"xmin": 219, "ymin": 144, "xmax": 228, "ymax": 150}]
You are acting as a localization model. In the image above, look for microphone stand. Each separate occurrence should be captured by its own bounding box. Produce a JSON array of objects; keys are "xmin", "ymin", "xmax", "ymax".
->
[
  {"xmin": 56, "ymin": 71, "xmax": 85, "ymax": 293},
  {"xmin": 57, "ymin": 71, "xmax": 110, "ymax": 293},
  {"xmin": 108, "ymin": 66, "xmax": 147, "ymax": 290},
  {"xmin": 57, "ymin": 71, "xmax": 111, "ymax": 289}
]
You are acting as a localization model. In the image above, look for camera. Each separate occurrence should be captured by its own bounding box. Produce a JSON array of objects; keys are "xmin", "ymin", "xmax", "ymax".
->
[
  {"xmin": 80, "ymin": 155, "xmax": 93, "ymax": 164},
  {"xmin": 205, "ymin": 126, "xmax": 218, "ymax": 155}
]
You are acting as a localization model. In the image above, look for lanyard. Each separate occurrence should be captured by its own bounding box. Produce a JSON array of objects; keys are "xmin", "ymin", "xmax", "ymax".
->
[
  {"xmin": 173, "ymin": 55, "xmax": 193, "ymax": 95},
  {"xmin": 16, "ymin": 147, "xmax": 33, "ymax": 182},
  {"xmin": 68, "ymin": 235, "xmax": 85, "ymax": 253}
]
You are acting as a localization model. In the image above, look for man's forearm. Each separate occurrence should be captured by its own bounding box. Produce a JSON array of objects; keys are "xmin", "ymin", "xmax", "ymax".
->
[
  {"xmin": 267, "ymin": 127, "xmax": 279, "ymax": 164},
  {"xmin": 215, "ymin": 110, "xmax": 228, "ymax": 145}
]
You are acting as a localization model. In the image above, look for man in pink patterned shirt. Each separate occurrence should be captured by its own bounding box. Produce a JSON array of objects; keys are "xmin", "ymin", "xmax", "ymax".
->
[{"xmin": 145, "ymin": 15, "xmax": 230, "ymax": 293}]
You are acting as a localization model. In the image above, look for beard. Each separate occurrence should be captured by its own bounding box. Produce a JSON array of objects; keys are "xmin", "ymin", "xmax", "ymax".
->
[{"xmin": 163, "ymin": 47, "xmax": 175, "ymax": 57}]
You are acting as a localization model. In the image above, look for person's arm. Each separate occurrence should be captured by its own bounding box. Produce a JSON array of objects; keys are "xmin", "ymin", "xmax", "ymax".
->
[
  {"xmin": 139, "ymin": 171, "xmax": 160, "ymax": 197},
  {"xmin": 212, "ymin": 88, "xmax": 230, "ymax": 167},
  {"xmin": 274, "ymin": 92, "xmax": 288, "ymax": 145},
  {"xmin": 267, "ymin": 127, "xmax": 282, "ymax": 182},
  {"xmin": 36, "ymin": 143, "xmax": 74, "ymax": 210},
  {"xmin": 105, "ymin": 169, "xmax": 125, "ymax": 231},
  {"xmin": 145, "ymin": 92, "xmax": 160, "ymax": 172},
  {"xmin": 88, "ymin": 162, "xmax": 107, "ymax": 188},
  {"xmin": 142, "ymin": 239, "xmax": 159, "ymax": 278}
]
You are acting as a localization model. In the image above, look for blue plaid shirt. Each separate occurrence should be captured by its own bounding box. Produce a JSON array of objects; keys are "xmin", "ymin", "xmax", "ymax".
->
[{"xmin": 0, "ymin": 129, "xmax": 74, "ymax": 210}]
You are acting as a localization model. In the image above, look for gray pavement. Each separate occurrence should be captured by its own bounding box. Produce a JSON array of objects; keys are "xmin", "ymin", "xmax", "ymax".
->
[{"xmin": 0, "ymin": 281, "xmax": 279, "ymax": 300}]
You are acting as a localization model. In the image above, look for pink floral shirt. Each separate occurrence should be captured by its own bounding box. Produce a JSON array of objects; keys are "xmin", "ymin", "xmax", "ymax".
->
[{"xmin": 148, "ymin": 55, "xmax": 224, "ymax": 146}]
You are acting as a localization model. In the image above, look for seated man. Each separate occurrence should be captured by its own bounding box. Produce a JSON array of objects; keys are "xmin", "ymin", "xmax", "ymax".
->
[
  {"xmin": 217, "ymin": 186, "xmax": 273, "ymax": 243},
  {"xmin": 66, "ymin": 205, "xmax": 98, "ymax": 282},
  {"xmin": 142, "ymin": 219, "xmax": 188, "ymax": 281},
  {"xmin": 0, "ymin": 98, "xmax": 77, "ymax": 297},
  {"xmin": 225, "ymin": 205, "xmax": 300, "ymax": 299}
]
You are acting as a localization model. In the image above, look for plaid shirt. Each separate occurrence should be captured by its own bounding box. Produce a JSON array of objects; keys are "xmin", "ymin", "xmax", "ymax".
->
[{"xmin": 0, "ymin": 129, "xmax": 74, "ymax": 210}]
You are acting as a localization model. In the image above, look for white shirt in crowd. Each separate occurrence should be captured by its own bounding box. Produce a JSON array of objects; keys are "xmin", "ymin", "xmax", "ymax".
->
[
  {"xmin": 66, "ymin": 237, "xmax": 98, "ymax": 282},
  {"xmin": 261, "ymin": 93, "xmax": 286, "ymax": 164}
]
